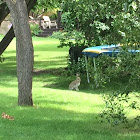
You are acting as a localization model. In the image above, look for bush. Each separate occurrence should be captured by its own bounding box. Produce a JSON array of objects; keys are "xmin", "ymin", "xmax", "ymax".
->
[
  {"xmin": 99, "ymin": 90, "xmax": 140, "ymax": 126},
  {"xmin": 51, "ymin": 30, "xmax": 87, "ymax": 75},
  {"xmin": 51, "ymin": 30, "xmax": 86, "ymax": 48},
  {"xmin": 85, "ymin": 46, "xmax": 140, "ymax": 88},
  {"xmin": 30, "ymin": 24, "xmax": 42, "ymax": 36},
  {"xmin": 66, "ymin": 57, "xmax": 86, "ymax": 76}
]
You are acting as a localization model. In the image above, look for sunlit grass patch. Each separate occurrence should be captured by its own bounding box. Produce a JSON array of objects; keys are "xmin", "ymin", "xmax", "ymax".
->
[{"xmin": 0, "ymin": 36, "xmax": 139, "ymax": 140}]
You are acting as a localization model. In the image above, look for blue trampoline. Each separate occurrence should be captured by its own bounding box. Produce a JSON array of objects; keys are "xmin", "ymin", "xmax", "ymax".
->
[{"xmin": 82, "ymin": 44, "xmax": 140, "ymax": 57}]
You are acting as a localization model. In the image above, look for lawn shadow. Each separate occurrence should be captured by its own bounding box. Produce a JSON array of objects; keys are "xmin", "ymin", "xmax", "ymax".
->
[
  {"xmin": 34, "ymin": 67, "xmax": 140, "ymax": 95},
  {"xmin": 33, "ymin": 68, "xmax": 112, "ymax": 95},
  {"xmin": 0, "ymin": 93, "xmax": 139, "ymax": 140}
]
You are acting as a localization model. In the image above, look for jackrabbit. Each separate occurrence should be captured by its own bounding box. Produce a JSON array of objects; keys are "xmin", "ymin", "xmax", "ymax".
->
[{"xmin": 69, "ymin": 74, "xmax": 81, "ymax": 91}]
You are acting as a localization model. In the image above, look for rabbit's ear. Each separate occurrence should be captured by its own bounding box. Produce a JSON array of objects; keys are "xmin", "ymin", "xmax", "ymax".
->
[{"xmin": 76, "ymin": 73, "xmax": 80, "ymax": 77}]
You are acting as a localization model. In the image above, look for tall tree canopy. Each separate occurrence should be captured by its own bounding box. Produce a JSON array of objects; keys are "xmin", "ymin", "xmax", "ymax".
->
[
  {"xmin": 61, "ymin": 0, "xmax": 140, "ymax": 46},
  {"xmin": 30, "ymin": 0, "xmax": 62, "ymax": 17}
]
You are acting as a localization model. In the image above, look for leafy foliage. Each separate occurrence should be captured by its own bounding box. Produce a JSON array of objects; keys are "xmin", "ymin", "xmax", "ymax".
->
[
  {"xmin": 30, "ymin": 23, "xmax": 42, "ymax": 36},
  {"xmin": 99, "ymin": 91, "xmax": 140, "ymax": 126},
  {"xmin": 66, "ymin": 57, "xmax": 86, "ymax": 75},
  {"xmin": 91, "ymin": 48, "xmax": 140, "ymax": 87},
  {"xmin": 51, "ymin": 30, "xmax": 86, "ymax": 48},
  {"xmin": 51, "ymin": 30, "xmax": 87, "ymax": 75},
  {"xmin": 56, "ymin": 0, "xmax": 140, "ymax": 84},
  {"xmin": 60, "ymin": 0, "xmax": 140, "ymax": 84},
  {"xmin": 31, "ymin": 0, "xmax": 62, "ymax": 17},
  {"xmin": 61, "ymin": 0, "xmax": 140, "ymax": 46}
]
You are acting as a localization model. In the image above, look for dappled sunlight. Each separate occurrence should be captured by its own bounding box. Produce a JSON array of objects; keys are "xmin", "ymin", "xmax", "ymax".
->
[{"xmin": 33, "ymin": 87, "xmax": 104, "ymax": 115}]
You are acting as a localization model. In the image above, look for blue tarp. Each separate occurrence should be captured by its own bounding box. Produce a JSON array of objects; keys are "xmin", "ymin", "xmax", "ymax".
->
[{"xmin": 82, "ymin": 45, "xmax": 140, "ymax": 57}]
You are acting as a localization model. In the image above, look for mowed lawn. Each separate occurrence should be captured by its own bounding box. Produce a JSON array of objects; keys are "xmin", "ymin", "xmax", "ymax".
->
[{"xmin": 0, "ymin": 36, "xmax": 139, "ymax": 140}]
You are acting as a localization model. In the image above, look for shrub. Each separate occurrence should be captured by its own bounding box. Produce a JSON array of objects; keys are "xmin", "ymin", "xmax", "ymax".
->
[
  {"xmin": 66, "ymin": 57, "xmax": 86, "ymax": 76},
  {"xmin": 30, "ymin": 24, "xmax": 42, "ymax": 36},
  {"xmin": 99, "ymin": 90, "xmax": 140, "ymax": 126},
  {"xmin": 51, "ymin": 30, "xmax": 86, "ymax": 48},
  {"xmin": 51, "ymin": 30, "xmax": 87, "ymax": 74}
]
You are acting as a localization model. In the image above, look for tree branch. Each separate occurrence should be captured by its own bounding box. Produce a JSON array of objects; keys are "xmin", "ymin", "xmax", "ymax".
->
[{"xmin": 0, "ymin": 0, "xmax": 37, "ymax": 55}]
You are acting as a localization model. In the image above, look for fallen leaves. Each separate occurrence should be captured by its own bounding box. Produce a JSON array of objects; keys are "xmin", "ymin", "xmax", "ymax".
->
[{"xmin": 1, "ymin": 112, "xmax": 14, "ymax": 120}]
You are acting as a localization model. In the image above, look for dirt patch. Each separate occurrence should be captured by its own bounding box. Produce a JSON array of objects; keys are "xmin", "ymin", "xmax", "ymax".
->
[{"xmin": 33, "ymin": 68, "xmax": 65, "ymax": 75}]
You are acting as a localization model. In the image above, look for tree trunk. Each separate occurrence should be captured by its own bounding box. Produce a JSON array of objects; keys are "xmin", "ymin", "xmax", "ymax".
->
[{"xmin": 4, "ymin": 0, "xmax": 34, "ymax": 106}]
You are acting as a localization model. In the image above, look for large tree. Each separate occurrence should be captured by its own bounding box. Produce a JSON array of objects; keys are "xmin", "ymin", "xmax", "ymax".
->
[{"xmin": 3, "ymin": 0, "xmax": 34, "ymax": 106}]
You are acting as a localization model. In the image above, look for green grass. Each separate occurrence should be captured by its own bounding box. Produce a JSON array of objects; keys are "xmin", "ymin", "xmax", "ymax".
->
[{"xmin": 0, "ymin": 36, "xmax": 140, "ymax": 140}]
